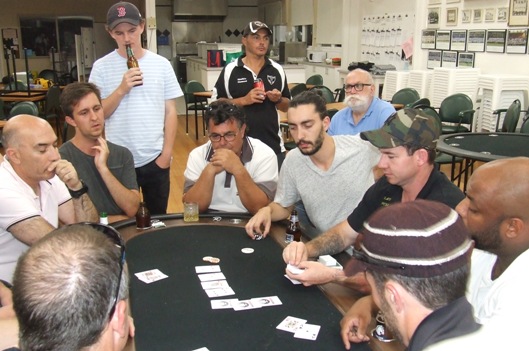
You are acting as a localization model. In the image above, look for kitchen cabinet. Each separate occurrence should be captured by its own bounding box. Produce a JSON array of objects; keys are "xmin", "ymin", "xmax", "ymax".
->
[
  {"xmin": 304, "ymin": 63, "xmax": 341, "ymax": 91},
  {"xmin": 315, "ymin": 0, "xmax": 342, "ymax": 45},
  {"xmin": 291, "ymin": 0, "xmax": 314, "ymax": 25}
]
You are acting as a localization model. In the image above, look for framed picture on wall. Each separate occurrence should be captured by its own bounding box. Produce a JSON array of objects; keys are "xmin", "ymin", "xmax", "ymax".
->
[
  {"xmin": 451, "ymin": 30, "xmax": 467, "ymax": 51},
  {"xmin": 427, "ymin": 49, "xmax": 442, "ymax": 69},
  {"xmin": 497, "ymin": 7, "xmax": 508, "ymax": 22},
  {"xmin": 467, "ymin": 29, "xmax": 486, "ymax": 52},
  {"xmin": 486, "ymin": 30, "xmax": 507, "ymax": 53},
  {"xmin": 506, "ymin": 29, "xmax": 528, "ymax": 54},
  {"xmin": 436, "ymin": 30, "xmax": 451, "ymax": 50},
  {"xmin": 428, "ymin": 7, "xmax": 441, "ymax": 28},
  {"xmin": 509, "ymin": 0, "xmax": 529, "ymax": 26},
  {"xmin": 462, "ymin": 9, "xmax": 472, "ymax": 24},
  {"xmin": 446, "ymin": 8, "xmax": 458, "ymax": 26},
  {"xmin": 457, "ymin": 52, "xmax": 475, "ymax": 68},
  {"xmin": 485, "ymin": 8, "xmax": 496, "ymax": 22},
  {"xmin": 473, "ymin": 9, "xmax": 483, "ymax": 23},
  {"xmin": 421, "ymin": 29, "xmax": 437, "ymax": 49},
  {"xmin": 441, "ymin": 51, "xmax": 458, "ymax": 68}
]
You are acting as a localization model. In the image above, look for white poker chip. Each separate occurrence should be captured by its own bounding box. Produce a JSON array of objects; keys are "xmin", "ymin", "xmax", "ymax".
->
[
  {"xmin": 241, "ymin": 248, "xmax": 254, "ymax": 254},
  {"xmin": 202, "ymin": 256, "xmax": 220, "ymax": 263}
]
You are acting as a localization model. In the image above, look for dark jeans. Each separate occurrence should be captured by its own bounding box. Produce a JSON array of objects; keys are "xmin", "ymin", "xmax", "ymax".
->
[{"xmin": 135, "ymin": 157, "xmax": 170, "ymax": 215}]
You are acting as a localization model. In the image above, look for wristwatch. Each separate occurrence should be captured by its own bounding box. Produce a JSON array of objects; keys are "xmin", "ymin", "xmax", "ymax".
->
[{"xmin": 68, "ymin": 180, "xmax": 88, "ymax": 199}]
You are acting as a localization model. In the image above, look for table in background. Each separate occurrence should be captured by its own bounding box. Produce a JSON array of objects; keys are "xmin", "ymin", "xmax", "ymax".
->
[
  {"xmin": 114, "ymin": 214, "xmax": 404, "ymax": 351},
  {"xmin": 437, "ymin": 132, "xmax": 529, "ymax": 189},
  {"xmin": 0, "ymin": 91, "xmax": 46, "ymax": 103}
]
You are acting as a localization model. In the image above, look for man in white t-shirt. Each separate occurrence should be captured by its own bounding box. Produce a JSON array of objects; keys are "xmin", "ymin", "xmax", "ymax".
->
[{"xmin": 184, "ymin": 101, "xmax": 278, "ymax": 214}]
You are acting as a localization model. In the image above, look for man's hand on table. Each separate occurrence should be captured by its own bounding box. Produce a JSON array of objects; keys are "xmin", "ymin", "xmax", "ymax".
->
[
  {"xmin": 284, "ymin": 261, "xmax": 339, "ymax": 286},
  {"xmin": 245, "ymin": 206, "xmax": 272, "ymax": 239},
  {"xmin": 340, "ymin": 295, "xmax": 375, "ymax": 349}
]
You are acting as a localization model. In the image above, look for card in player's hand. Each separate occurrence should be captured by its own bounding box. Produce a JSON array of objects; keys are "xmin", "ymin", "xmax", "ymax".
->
[{"xmin": 276, "ymin": 316, "xmax": 307, "ymax": 333}]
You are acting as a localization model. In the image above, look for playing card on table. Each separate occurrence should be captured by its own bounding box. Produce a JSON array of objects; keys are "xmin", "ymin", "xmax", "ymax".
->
[
  {"xmin": 134, "ymin": 269, "xmax": 168, "ymax": 284},
  {"xmin": 198, "ymin": 272, "xmax": 226, "ymax": 282},
  {"xmin": 205, "ymin": 287, "xmax": 235, "ymax": 298},
  {"xmin": 276, "ymin": 316, "xmax": 307, "ymax": 333},
  {"xmin": 251, "ymin": 296, "xmax": 282, "ymax": 307},
  {"xmin": 191, "ymin": 348, "xmax": 210, "ymax": 351},
  {"xmin": 211, "ymin": 299, "xmax": 238, "ymax": 310},
  {"xmin": 195, "ymin": 265, "xmax": 221, "ymax": 274},
  {"xmin": 232, "ymin": 299, "xmax": 261, "ymax": 311},
  {"xmin": 294, "ymin": 323, "xmax": 321, "ymax": 340},
  {"xmin": 201, "ymin": 280, "xmax": 230, "ymax": 290}
]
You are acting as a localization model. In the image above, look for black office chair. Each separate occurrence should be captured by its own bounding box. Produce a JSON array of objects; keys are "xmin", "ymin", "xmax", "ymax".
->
[
  {"xmin": 391, "ymin": 88, "xmax": 420, "ymax": 106},
  {"xmin": 8, "ymin": 101, "xmax": 39, "ymax": 118},
  {"xmin": 38, "ymin": 69, "xmax": 59, "ymax": 83},
  {"xmin": 290, "ymin": 83, "xmax": 307, "ymax": 97},
  {"xmin": 306, "ymin": 74, "xmax": 323, "ymax": 86},
  {"xmin": 520, "ymin": 111, "xmax": 529, "ymax": 134},
  {"xmin": 492, "ymin": 99, "xmax": 521, "ymax": 133}
]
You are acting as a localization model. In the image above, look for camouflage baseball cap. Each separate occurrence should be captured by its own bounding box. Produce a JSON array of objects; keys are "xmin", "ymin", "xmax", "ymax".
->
[{"xmin": 360, "ymin": 108, "xmax": 440, "ymax": 149}]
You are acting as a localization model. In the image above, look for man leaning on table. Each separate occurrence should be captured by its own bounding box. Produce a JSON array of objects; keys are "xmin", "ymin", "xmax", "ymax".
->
[
  {"xmin": 0, "ymin": 115, "xmax": 98, "ymax": 284},
  {"xmin": 183, "ymin": 100, "xmax": 278, "ymax": 214},
  {"xmin": 278, "ymin": 108, "xmax": 464, "ymax": 288},
  {"xmin": 59, "ymin": 82, "xmax": 140, "ymax": 222},
  {"xmin": 327, "ymin": 69, "xmax": 395, "ymax": 136},
  {"xmin": 245, "ymin": 91, "xmax": 380, "ymax": 239},
  {"xmin": 12, "ymin": 223, "xmax": 134, "ymax": 351}
]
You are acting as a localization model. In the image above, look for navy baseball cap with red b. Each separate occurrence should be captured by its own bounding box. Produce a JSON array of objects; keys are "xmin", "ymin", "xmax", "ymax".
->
[
  {"xmin": 107, "ymin": 2, "xmax": 142, "ymax": 30},
  {"xmin": 351, "ymin": 200, "xmax": 473, "ymax": 278}
]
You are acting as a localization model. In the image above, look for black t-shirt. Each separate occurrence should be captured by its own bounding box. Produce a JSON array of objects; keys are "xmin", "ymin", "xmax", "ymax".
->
[
  {"xmin": 214, "ymin": 56, "xmax": 291, "ymax": 155},
  {"xmin": 347, "ymin": 168, "xmax": 465, "ymax": 232}
]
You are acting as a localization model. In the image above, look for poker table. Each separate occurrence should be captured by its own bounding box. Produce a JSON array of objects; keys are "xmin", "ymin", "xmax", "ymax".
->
[
  {"xmin": 114, "ymin": 213, "xmax": 404, "ymax": 351},
  {"xmin": 437, "ymin": 132, "xmax": 529, "ymax": 190}
]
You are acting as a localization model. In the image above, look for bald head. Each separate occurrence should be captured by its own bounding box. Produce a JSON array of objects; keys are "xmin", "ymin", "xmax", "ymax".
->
[
  {"xmin": 2, "ymin": 115, "xmax": 55, "ymax": 149},
  {"xmin": 348, "ymin": 69, "xmax": 374, "ymax": 85},
  {"xmin": 472, "ymin": 157, "xmax": 529, "ymax": 220}
]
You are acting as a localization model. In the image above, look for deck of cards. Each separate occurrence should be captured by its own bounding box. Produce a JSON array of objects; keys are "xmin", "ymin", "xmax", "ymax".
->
[{"xmin": 276, "ymin": 316, "xmax": 321, "ymax": 341}]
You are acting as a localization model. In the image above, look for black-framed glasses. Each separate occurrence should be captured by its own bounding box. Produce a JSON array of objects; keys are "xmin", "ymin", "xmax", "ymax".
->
[
  {"xmin": 79, "ymin": 223, "xmax": 126, "ymax": 319},
  {"xmin": 208, "ymin": 131, "xmax": 239, "ymax": 142},
  {"xmin": 344, "ymin": 83, "xmax": 372, "ymax": 92},
  {"xmin": 352, "ymin": 247, "xmax": 405, "ymax": 271}
]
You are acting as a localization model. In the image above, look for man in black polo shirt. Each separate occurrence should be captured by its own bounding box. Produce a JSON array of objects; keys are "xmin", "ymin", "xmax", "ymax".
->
[
  {"xmin": 213, "ymin": 20, "xmax": 291, "ymax": 167},
  {"xmin": 281, "ymin": 108, "xmax": 465, "ymax": 288}
]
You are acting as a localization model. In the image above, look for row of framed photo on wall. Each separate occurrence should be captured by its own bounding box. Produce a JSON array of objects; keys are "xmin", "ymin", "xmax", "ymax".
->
[
  {"xmin": 422, "ymin": 28, "xmax": 529, "ymax": 54},
  {"xmin": 427, "ymin": 50, "xmax": 474, "ymax": 69}
]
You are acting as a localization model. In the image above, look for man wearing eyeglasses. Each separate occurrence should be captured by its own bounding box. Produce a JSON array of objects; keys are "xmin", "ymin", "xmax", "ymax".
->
[
  {"xmin": 213, "ymin": 21, "xmax": 291, "ymax": 168},
  {"xmin": 327, "ymin": 69, "xmax": 395, "ymax": 136},
  {"xmin": 280, "ymin": 108, "xmax": 464, "ymax": 288},
  {"xmin": 183, "ymin": 100, "xmax": 278, "ymax": 214},
  {"xmin": 12, "ymin": 223, "xmax": 134, "ymax": 351},
  {"xmin": 342, "ymin": 200, "xmax": 483, "ymax": 351}
]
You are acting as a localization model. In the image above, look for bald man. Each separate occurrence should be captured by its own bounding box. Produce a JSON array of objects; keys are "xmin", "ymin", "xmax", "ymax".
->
[
  {"xmin": 328, "ymin": 69, "xmax": 395, "ymax": 136},
  {"xmin": 0, "ymin": 115, "xmax": 98, "ymax": 284}
]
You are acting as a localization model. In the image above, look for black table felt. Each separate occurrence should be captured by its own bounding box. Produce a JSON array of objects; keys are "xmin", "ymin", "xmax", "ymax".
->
[{"xmin": 126, "ymin": 225, "xmax": 371, "ymax": 351}]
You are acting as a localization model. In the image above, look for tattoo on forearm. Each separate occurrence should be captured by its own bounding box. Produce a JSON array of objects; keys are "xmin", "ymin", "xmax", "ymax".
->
[{"xmin": 310, "ymin": 232, "xmax": 347, "ymax": 256}]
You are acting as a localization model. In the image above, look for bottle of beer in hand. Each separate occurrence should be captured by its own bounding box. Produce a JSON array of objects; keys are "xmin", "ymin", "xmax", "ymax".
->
[
  {"xmin": 126, "ymin": 44, "xmax": 139, "ymax": 68},
  {"xmin": 285, "ymin": 210, "xmax": 302, "ymax": 243},
  {"xmin": 136, "ymin": 201, "xmax": 151, "ymax": 229},
  {"xmin": 126, "ymin": 44, "xmax": 143, "ymax": 86}
]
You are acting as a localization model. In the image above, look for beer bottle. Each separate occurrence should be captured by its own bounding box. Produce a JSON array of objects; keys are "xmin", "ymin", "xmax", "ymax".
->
[
  {"xmin": 99, "ymin": 212, "xmax": 109, "ymax": 225},
  {"xmin": 126, "ymin": 44, "xmax": 139, "ymax": 68},
  {"xmin": 285, "ymin": 210, "xmax": 302, "ymax": 243},
  {"xmin": 136, "ymin": 201, "xmax": 151, "ymax": 229}
]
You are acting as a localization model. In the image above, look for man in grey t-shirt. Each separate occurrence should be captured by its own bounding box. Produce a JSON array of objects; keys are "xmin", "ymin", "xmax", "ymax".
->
[
  {"xmin": 245, "ymin": 91, "xmax": 379, "ymax": 239},
  {"xmin": 59, "ymin": 82, "xmax": 139, "ymax": 222}
]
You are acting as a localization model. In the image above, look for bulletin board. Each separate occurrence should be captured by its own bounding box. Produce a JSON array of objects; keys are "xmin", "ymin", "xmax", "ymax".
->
[{"xmin": 360, "ymin": 12, "xmax": 415, "ymax": 69}]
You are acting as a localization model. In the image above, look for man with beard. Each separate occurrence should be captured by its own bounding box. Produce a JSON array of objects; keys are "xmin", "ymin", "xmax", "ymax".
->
[
  {"xmin": 340, "ymin": 157, "xmax": 529, "ymax": 350},
  {"xmin": 213, "ymin": 21, "xmax": 291, "ymax": 168},
  {"xmin": 327, "ymin": 69, "xmax": 395, "ymax": 136},
  {"xmin": 347, "ymin": 200, "xmax": 480, "ymax": 351},
  {"xmin": 279, "ymin": 108, "xmax": 464, "ymax": 288},
  {"xmin": 245, "ymin": 91, "xmax": 380, "ymax": 239},
  {"xmin": 59, "ymin": 82, "xmax": 140, "ymax": 222}
]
